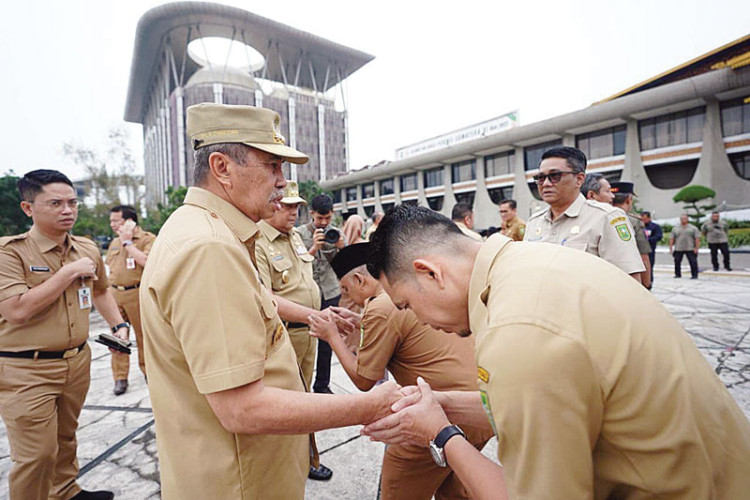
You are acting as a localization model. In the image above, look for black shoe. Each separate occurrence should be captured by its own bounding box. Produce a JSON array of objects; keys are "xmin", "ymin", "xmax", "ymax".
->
[
  {"xmin": 674, "ymin": 276, "xmax": 681, "ymax": 279},
  {"xmin": 690, "ymin": 276, "xmax": 698, "ymax": 280},
  {"xmin": 713, "ymin": 268, "xmax": 719, "ymax": 272},
  {"xmin": 313, "ymin": 386, "xmax": 333, "ymax": 394},
  {"xmin": 113, "ymin": 379, "xmax": 128, "ymax": 396},
  {"xmin": 726, "ymin": 268, "xmax": 733, "ymax": 271},
  {"xmin": 309, "ymin": 464, "xmax": 333, "ymax": 481},
  {"xmin": 70, "ymin": 490, "xmax": 114, "ymax": 500}
]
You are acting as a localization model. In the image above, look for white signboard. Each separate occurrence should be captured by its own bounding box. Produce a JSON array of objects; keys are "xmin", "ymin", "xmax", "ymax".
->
[{"xmin": 395, "ymin": 110, "xmax": 519, "ymax": 161}]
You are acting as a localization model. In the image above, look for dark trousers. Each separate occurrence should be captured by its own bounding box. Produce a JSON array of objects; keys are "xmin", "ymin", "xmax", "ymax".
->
[
  {"xmin": 648, "ymin": 250, "xmax": 656, "ymax": 282},
  {"xmin": 313, "ymin": 294, "xmax": 340, "ymax": 392},
  {"xmin": 708, "ymin": 242, "xmax": 731, "ymax": 271},
  {"xmin": 674, "ymin": 251, "xmax": 699, "ymax": 278}
]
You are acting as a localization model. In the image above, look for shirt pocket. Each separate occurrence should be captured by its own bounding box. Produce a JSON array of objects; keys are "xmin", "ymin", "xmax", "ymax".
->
[
  {"xmin": 270, "ymin": 256, "xmax": 293, "ymax": 290},
  {"xmin": 259, "ymin": 290, "xmax": 284, "ymax": 356}
]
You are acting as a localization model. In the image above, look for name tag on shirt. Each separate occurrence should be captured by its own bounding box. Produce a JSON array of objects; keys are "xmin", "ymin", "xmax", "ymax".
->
[
  {"xmin": 126, "ymin": 257, "xmax": 136, "ymax": 270},
  {"xmin": 30, "ymin": 266, "xmax": 50, "ymax": 272},
  {"xmin": 295, "ymin": 245, "xmax": 307, "ymax": 256},
  {"xmin": 78, "ymin": 287, "xmax": 92, "ymax": 310}
]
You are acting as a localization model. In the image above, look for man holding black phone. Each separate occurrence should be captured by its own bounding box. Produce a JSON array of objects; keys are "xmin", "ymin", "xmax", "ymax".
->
[
  {"xmin": 298, "ymin": 194, "xmax": 346, "ymax": 394},
  {"xmin": 106, "ymin": 205, "xmax": 155, "ymax": 395}
]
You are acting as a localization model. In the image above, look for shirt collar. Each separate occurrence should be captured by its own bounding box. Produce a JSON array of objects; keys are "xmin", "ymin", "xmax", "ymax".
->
[
  {"xmin": 258, "ymin": 220, "xmax": 285, "ymax": 241},
  {"xmin": 183, "ymin": 187, "xmax": 260, "ymax": 243},
  {"xmin": 28, "ymin": 226, "xmax": 71, "ymax": 253},
  {"xmin": 544, "ymin": 193, "xmax": 585, "ymax": 222},
  {"xmin": 468, "ymin": 234, "xmax": 513, "ymax": 335}
]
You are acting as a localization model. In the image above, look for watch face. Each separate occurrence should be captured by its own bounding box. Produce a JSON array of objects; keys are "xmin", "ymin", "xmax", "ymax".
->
[{"xmin": 429, "ymin": 441, "xmax": 447, "ymax": 467}]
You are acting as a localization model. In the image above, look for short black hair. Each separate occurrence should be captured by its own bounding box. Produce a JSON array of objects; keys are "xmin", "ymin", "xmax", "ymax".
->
[
  {"xmin": 368, "ymin": 204, "xmax": 464, "ymax": 283},
  {"xmin": 111, "ymin": 205, "xmax": 138, "ymax": 224},
  {"xmin": 451, "ymin": 202, "xmax": 473, "ymax": 221},
  {"xmin": 641, "ymin": 211, "xmax": 651, "ymax": 217},
  {"xmin": 342, "ymin": 210, "xmax": 357, "ymax": 222},
  {"xmin": 541, "ymin": 146, "xmax": 587, "ymax": 174},
  {"xmin": 581, "ymin": 173, "xmax": 605, "ymax": 197},
  {"xmin": 17, "ymin": 169, "xmax": 74, "ymax": 202},
  {"xmin": 498, "ymin": 199, "xmax": 517, "ymax": 209},
  {"xmin": 311, "ymin": 194, "xmax": 333, "ymax": 214}
]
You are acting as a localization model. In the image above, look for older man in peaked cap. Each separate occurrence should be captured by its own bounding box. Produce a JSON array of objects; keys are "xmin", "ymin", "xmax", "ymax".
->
[{"xmin": 139, "ymin": 103, "xmax": 402, "ymax": 500}]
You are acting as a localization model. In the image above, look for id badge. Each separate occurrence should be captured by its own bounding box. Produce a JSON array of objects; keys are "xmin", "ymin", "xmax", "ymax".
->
[
  {"xmin": 295, "ymin": 245, "xmax": 307, "ymax": 256},
  {"xmin": 126, "ymin": 257, "xmax": 136, "ymax": 270},
  {"xmin": 78, "ymin": 287, "xmax": 92, "ymax": 309}
]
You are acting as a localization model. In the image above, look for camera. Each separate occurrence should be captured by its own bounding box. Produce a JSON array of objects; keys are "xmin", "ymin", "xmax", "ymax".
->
[{"xmin": 322, "ymin": 226, "xmax": 341, "ymax": 244}]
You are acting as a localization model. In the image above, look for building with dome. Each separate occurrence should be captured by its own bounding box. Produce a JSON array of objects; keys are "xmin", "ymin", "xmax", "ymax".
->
[{"xmin": 124, "ymin": 2, "xmax": 373, "ymax": 205}]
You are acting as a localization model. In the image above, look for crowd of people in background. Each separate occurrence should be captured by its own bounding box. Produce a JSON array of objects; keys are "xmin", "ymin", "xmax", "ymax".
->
[{"xmin": 0, "ymin": 104, "xmax": 747, "ymax": 500}]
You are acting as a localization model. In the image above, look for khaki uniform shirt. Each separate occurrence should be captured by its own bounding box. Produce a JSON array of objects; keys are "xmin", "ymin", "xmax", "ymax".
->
[
  {"xmin": 469, "ymin": 235, "xmax": 750, "ymax": 499},
  {"xmin": 297, "ymin": 222, "xmax": 343, "ymax": 301},
  {"xmin": 140, "ymin": 188, "xmax": 308, "ymax": 500},
  {"xmin": 524, "ymin": 194, "xmax": 645, "ymax": 274},
  {"xmin": 356, "ymin": 290, "xmax": 477, "ymax": 390},
  {"xmin": 701, "ymin": 220, "xmax": 729, "ymax": 244},
  {"xmin": 501, "ymin": 216, "xmax": 526, "ymax": 242},
  {"xmin": 107, "ymin": 226, "xmax": 156, "ymax": 287},
  {"xmin": 671, "ymin": 224, "xmax": 701, "ymax": 251},
  {"xmin": 455, "ymin": 222, "xmax": 483, "ymax": 242},
  {"xmin": 628, "ymin": 212, "xmax": 651, "ymax": 255},
  {"xmin": 0, "ymin": 227, "xmax": 108, "ymax": 351},
  {"xmin": 255, "ymin": 222, "xmax": 321, "ymax": 311}
]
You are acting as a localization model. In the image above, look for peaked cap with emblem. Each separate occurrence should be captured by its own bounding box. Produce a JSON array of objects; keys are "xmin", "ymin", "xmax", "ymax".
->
[
  {"xmin": 281, "ymin": 181, "xmax": 307, "ymax": 205},
  {"xmin": 331, "ymin": 243, "xmax": 371, "ymax": 280},
  {"xmin": 186, "ymin": 103, "xmax": 309, "ymax": 164}
]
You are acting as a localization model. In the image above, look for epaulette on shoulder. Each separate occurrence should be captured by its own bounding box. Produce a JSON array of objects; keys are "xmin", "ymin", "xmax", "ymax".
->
[
  {"xmin": 0, "ymin": 233, "xmax": 29, "ymax": 247},
  {"xmin": 527, "ymin": 208, "xmax": 548, "ymax": 220},
  {"xmin": 584, "ymin": 199, "xmax": 619, "ymax": 214}
]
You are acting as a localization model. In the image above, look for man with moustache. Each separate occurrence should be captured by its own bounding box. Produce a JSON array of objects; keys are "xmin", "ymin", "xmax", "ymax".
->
[
  {"xmin": 139, "ymin": 104, "xmax": 401, "ymax": 500},
  {"xmin": 524, "ymin": 146, "xmax": 644, "ymax": 281}
]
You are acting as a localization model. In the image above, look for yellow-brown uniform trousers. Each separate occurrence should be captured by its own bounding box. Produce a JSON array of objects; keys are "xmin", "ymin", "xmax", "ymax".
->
[
  {"xmin": 470, "ymin": 234, "xmax": 750, "ymax": 498},
  {"xmin": 255, "ymin": 221, "xmax": 321, "ymax": 387},
  {"xmin": 0, "ymin": 227, "xmax": 109, "ymax": 500},
  {"xmin": 107, "ymin": 226, "xmax": 155, "ymax": 381},
  {"xmin": 357, "ymin": 290, "xmax": 494, "ymax": 500},
  {"xmin": 500, "ymin": 216, "xmax": 526, "ymax": 242},
  {"xmin": 140, "ymin": 188, "xmax": 312, "ymax": 499}
]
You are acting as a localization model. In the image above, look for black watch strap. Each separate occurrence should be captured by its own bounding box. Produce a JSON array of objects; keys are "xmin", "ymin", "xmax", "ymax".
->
[
  {"xmin": 434, "ymin": 425, "xmax": 466, "ymax": 448},
  {"xmin": 111, "ymin": 322, "xmax": 130, "ymax": 333}
]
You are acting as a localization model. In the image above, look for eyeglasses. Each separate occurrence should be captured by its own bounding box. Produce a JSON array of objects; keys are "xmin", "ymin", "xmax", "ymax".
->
[
  {"xmin": 31, "ymin": 199, "xmax": 80, "ymax": 210},
  {"xmin": 533, "ymin": 171, "xmax": 576, "ymax": 185}
]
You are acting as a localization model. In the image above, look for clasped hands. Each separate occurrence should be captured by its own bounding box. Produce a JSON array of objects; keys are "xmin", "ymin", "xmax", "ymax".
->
[{"xmin": 361, "ymin": 377, "xmax": 451, "ymax": 447}]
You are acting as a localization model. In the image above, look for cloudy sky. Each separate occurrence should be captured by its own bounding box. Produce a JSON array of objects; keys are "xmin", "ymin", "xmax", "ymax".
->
[{"xmin": 2, "ymin": 0, "xmax": 749, "ymax": 181}]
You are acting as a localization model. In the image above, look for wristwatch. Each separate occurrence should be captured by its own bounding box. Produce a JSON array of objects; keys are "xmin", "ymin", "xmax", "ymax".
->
[
  {"xmin": 122, "ymin": 240, "xmax": 134, "ymax": 247},
  {"xmin": 429, "ymin": 424, "xmax": 466, "ymax": 467},
  {"xmin": 111, "ymin": 322, "xmax": 130, "ymax": 334}
]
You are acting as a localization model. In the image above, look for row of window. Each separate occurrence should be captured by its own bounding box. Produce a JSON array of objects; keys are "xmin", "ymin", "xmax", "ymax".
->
[{"xmin": 336, "ymin": 99, "xmax": 750, "ymax": 203}]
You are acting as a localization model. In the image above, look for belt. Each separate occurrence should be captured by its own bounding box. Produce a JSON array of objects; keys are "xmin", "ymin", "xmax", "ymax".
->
[
  {"xmin": 0, "ymin": 342, "xmax": 87, "ymax": 360},
  {"xmin": 284, "ymin": 322, "xmax": 308, "ymax": 329},
  {"xmin": 112, "ymin": 283, "xmax": 140, "ymax": 291}
]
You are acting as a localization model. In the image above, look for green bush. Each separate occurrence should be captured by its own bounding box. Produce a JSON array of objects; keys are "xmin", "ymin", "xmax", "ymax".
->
[{"xmin": 726, "ymin": 219, "xmax": 750, "ymax": 229}]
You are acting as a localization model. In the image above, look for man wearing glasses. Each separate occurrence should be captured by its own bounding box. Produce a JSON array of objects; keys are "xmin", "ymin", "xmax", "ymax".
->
[
  {"xmin": 0, "ymin": 170, "xmax": 129, "ymax": 500},
  {"xmin": 524, "ymin": 147, "xmax": 645, "ymax": 282}
]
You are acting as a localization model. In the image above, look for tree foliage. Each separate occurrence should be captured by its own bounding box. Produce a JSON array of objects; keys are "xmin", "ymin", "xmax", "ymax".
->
[
  {"xmin": 141, "ymin": 186, "xmax": 188, "ymax": 234},
  {"xmin": 672, "ymin": 184, "xmax": 716, "ymax": 227},
  {"xmin": 0, "ymin": 173, "xmax": 30, "ymax": 236}
]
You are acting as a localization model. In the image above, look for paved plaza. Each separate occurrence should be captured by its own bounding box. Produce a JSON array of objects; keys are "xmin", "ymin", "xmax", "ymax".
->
[{"xmin": 0, "ymin": 265, "xmax": 748, "ymax": 499}]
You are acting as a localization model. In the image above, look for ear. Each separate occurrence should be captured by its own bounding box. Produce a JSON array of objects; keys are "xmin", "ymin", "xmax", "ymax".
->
[
  {"xmin": 413, "ymin": 258, "xmax": 444, "ymax": 289},
  {"xmin": 208, "ymin": 152, "xmax": 233, "ymax": 189},
  {"xmin": 585, "ymin": 191, "xmax": 594, "ymax": 200},
  {"xmin": 20, "ymin": 201, "xmax": 32, "ymax": 217}
]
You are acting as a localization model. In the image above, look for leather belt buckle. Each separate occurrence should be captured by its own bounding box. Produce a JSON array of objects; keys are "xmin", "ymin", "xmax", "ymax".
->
[{"xmin": 63, "ymin": 347, "xmax": 79, "ymax": 359}]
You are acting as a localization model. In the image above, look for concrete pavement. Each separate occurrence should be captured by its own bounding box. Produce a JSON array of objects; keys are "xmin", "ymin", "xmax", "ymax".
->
[{"xmin": 0, "ymin": 269, "xmax": 748, "ymax": 499}]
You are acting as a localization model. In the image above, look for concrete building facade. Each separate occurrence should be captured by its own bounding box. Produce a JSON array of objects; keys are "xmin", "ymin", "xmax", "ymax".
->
[
  {"xmin": 323, "ymin": 35, "xmax": 750, "ymax": 227},
  {"xmin": 124, "ymin": 2, "xmax": 373, "ymax": 205}
]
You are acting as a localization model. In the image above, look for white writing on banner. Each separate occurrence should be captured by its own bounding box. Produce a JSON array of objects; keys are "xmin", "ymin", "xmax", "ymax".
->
[{"xmin": 395, "ymin": 111, "xmax": 519, "ymax": 161}]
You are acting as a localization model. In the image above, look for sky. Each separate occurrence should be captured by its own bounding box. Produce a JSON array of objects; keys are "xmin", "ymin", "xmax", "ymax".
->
[{"xmin": 2, "ymin": 0, "xmax": 749, "ymax": 182}]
